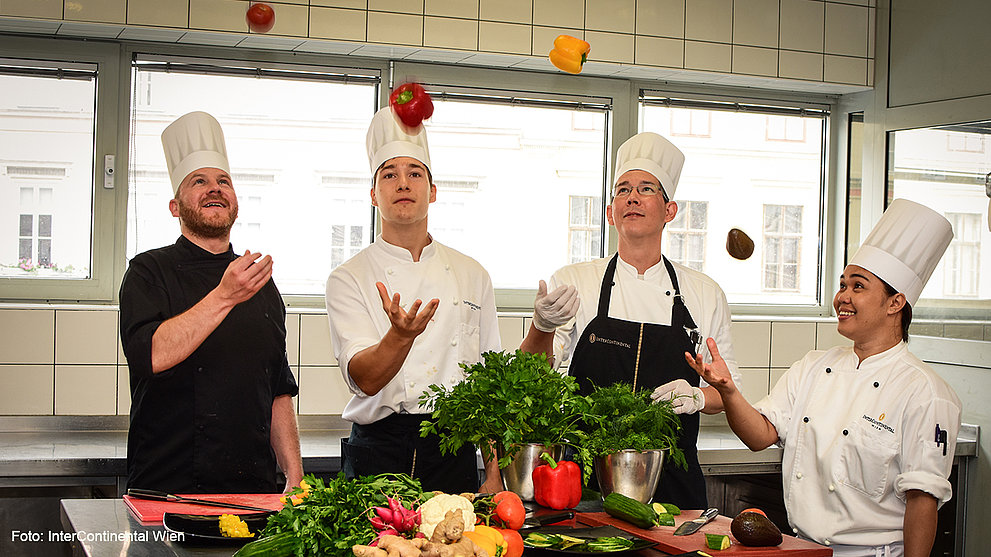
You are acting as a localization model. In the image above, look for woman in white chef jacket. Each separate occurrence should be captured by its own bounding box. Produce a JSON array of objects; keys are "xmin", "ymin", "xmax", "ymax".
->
[{"xmin": 688, "ymin": 199, "xmax": 962, "ymax": 557}]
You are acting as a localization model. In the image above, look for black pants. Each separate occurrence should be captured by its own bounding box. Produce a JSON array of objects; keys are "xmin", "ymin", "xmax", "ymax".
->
[{"xmin": 342, "ymin": 413, "xmax": 479, "ymax": 493}]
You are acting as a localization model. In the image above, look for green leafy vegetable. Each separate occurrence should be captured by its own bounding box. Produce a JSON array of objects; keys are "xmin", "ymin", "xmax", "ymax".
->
[
  {"xmin": 584, "ymin": 383, "xmax": 686, "ymax": 470},
  {"xmin": 259, "ymin": 472, "xmax": 425, "ymax": 557}
]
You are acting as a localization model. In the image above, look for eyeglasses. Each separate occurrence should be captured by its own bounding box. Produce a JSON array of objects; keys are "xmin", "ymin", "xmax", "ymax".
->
[{"xmin": 612, "ymin": 184, "xmax": 669, "ymax": 201}]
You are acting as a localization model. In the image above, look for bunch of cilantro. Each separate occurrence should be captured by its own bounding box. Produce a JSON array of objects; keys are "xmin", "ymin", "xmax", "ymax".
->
[
  {"xmin": 584, "ymin": 383, "xmax": 687, "ymax": 470},
  {"xmin": 260, "ymin": 472, "xmax": 425, "ymax": 557},
  {"xmin": 419, "ymin": 350, "xmax": 594, "ymax": 478}
]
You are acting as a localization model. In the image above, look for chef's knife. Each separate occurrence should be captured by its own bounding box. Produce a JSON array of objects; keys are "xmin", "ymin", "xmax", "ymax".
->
[
  {"xmin": 521, "ymin": 510, "xmax": 575, "ymax": 530},
  {"xmin": 672, "ymin": 507, "xmax": 718, "ymax": 536},
  {"xmin": 126, "ymin": 488, "xmax": 277, "ymax": 513}
]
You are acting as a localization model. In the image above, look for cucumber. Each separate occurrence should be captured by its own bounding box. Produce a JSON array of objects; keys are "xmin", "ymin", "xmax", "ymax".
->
[
  {"xmin": 651, "ymin": 502, "xmax": 681, "ymax": 516},
  {"xmin": 602, "ymin": 493, "xmax": 658, "ymax": 529},
  {"xmin": 233, "ymin": 531, "xmax": 297, "ymax": 556},
  {"xmin": 655, "ymin": 512, "xmax": 675, "ymax": 527},
  {"xmin": 705, "ymin": 533, "xmax": 731, "ymax": 550}
]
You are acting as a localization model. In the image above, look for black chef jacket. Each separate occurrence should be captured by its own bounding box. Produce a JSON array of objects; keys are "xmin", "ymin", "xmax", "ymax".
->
[{"xmin": 120, "ymin": 236, "xmax": 298, "ymax": 494}]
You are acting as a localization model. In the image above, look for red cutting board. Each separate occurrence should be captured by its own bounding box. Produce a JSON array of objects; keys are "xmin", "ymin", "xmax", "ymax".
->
[
  {"xmin": 123, "ymin": 493, "xmax": 286, "ymax": 524},
  {"xmin": 578, "ymin": 511, "xmax": 831, "ymax": 557}
]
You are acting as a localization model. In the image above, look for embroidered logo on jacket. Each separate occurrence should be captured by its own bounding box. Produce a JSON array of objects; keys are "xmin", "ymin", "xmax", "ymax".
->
[
  {"xmin": 462, "ymin": 300, "xmax": 481, "ymax": 311},
  {"xmin": 862, "ymin": 414, "xmax": 895, "ymax": 435},
  {"xmin": 588, "ymin": 333, "xmax": 631, "ymax": 349}
]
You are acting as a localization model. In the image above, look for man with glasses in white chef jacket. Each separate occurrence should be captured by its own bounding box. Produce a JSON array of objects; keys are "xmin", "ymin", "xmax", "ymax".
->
[{"xmin": 521, "ymin": 132, "xmax": 742, "ymax": 509}]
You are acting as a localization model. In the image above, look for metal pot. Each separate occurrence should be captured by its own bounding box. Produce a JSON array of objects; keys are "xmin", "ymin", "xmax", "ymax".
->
[
  {"xmin": 497, "ymin": 443, "xmax": 566, "ymax": 501},
  {"xmin": 594, "ymin": 449, "xmax": 665, "ymax": 504}
]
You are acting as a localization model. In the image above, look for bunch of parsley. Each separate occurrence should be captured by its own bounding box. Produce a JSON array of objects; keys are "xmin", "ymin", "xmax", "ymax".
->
[
  {"xmin": 419, "ymin": 350, "xmax": 594, "ymax": 476},
  {"xmin": 584, "ymin": 383, "xmax": 687, "ymax": 470},
  {"xmin": 260, "ymin": 472, "xmax": 425, "ymax": 557}
]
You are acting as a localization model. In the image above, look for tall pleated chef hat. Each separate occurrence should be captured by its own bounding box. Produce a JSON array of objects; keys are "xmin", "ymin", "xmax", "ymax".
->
[
  {"xmin": 848, "ymin": 198, "xmax": 954, "ymax": 306},
  {"xmin": 366, "ymin": 106, "xmax": 431, "ymax": 175},
  {"xmin": 161, "ymin": 111, "xmax": 230, "ymax": 194},
  {"xmin": 613, "ymin": 132, "xmax": 685, "ymax": 200}
]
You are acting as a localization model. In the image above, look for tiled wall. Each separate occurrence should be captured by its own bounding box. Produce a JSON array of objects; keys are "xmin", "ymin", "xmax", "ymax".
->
[
  {"xmin": 0, "ymin": 306, "xmax": 853, "ymax": 416},
  {"xmin": 0, "ymin": 0, "xmax": 875, "ymax": 87}
]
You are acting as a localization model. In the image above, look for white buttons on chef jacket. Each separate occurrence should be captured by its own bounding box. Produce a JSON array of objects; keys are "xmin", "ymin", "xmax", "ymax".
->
[
  {"xmin": 828, "ymin": 484, "xmax": 835, "ymax": 492},
  {"xmin": 796, "ymin": 472, "xmax": 803, "ymax": 479},
  {"xmin": 451, "ymin": 336, "xmax": 458, "ymax": 346},
  {"xmin": 387, "ymin": 269, "xmax": 395, "ymax": 275},
  {"xmin": 453, "ymin": 298, "xmax": 459, "ymax": 306},
  {"xmin": 445, "ymin": 264, "xmax": 450, "ymax": 271},
  {"xmin": 793, "ymin": 528, "xmax": 799, "ymax": 534},
  {"xmin": 824, "ymin": 540, "xmax": 831, "ymax": 546}
]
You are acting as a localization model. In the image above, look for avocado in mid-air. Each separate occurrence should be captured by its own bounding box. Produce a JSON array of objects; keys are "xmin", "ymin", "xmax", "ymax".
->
[{"xmin": 730, "ymin": 511, "xmax": 783, "ymax": 547}]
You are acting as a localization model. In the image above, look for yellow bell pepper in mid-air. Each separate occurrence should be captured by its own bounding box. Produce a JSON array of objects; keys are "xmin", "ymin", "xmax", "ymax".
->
[{"xmin": 549, "ymin": 35, "xmax": 591, "ymax": 74}]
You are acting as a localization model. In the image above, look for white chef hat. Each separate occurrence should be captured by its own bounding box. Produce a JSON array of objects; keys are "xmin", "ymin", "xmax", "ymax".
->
[
  {"xmin": 161, "ymin": 111, "xmax": 230, "ymax": 194},
  {"xmin": 848, "ymin": 198, "xmax": 953, "ymax": 306},
  {"xmin": 366, "ymin": 106, "xmax": 431, "ymax": 176},
  {"xmin": 613, "ymin": 132, "xmax": 685, "ymax": 200}
]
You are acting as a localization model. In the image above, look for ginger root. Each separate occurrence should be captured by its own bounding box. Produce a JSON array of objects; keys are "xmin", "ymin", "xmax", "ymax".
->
[
  {"xmin": 430, "ymin": 510, "xmax": 465, "ymax": 544},
  {"xmin": 354, "ymin": 536, "xmax": 427, "ymax": 557},
  {"xmin": 356, "ymin": 508, "xmax": 488, "ymax": 557}
]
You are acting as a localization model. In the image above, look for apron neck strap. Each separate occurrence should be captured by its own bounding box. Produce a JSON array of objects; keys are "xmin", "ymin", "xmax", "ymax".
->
[{"xmin": 597, "ymin": 254, "xmax": 694, "ymax": 326}]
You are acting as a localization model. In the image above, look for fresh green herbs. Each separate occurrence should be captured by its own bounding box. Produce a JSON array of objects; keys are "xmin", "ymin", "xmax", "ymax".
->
[
  {"xmin": 259, "ymin": 472, "xmax": 426, "ymax": 557},
  {"xmin": 523, "ymin": 532, "xmax": 637, "ymax": 552},
  {"xmin": 419, "ymin": 350, "xmax": 593, "ymax": 472},
  {"xmin": 584, "ymin": 384, "xmax": 686, "ymax": 470}
]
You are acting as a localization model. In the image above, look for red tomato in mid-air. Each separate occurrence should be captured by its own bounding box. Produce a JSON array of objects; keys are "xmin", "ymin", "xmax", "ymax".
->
[{"xmin": 246, "ymin": 3, "xmax": 275, "ymax": 33}]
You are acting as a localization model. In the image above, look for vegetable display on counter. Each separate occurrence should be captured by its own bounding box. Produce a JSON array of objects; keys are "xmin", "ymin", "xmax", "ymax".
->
[
  {"xmin": 601, "ymin": 493, "xmax": 681, "ymax": 530},
  {"xmin": 473, "ymin": 491, "xmax": 526, "ymax": 530},
  {"xmin": 418, "ymin": 493, "xmax": 475, "ymax": 539},
  {"xmin": 463, "ymin": 524, "xmax": 508, "ymax": 557},
  {"xmin": 524, "ymin": 532, "xmax": 635, "ymax": 552},
  {"xmin": 353, "ymin": 509, "xmax": 489, "ymax": 557},
  {"xmin": 532, "ymin": 452, "xmax": 582, "ymax": 510},
  {"xmin": 548, "ymin": 35, "xmax": 591, "ymax": 74},
  {"xmin": 389, "ymin": 83, "xmax": 434, "ymax": 128}
]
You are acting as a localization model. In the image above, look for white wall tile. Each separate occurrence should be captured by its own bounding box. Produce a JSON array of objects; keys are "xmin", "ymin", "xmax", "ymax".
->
[
  {"xmin": 55, "ymin": 310, "xmax": 118, "ymax": 365},
  {"xmin": 733, "ymin": 0, "xmax": 777, "ymax": 47},
  {"xmin": 770, "ymin": 322, "xmax": 816, "ymax": 367},
  {"xmin": 684, "ymin": 40, "xmax": 731, "ymax": 72},
  {"xmin": 369, "ymin": 0, "xmax": 423, "ymax": 14},
  {"xmin": 286, "ymin": 313, "xmax": 300, "ymax": 366},
  {"xmin": 824, "ymin": 54, "xmax": 866, "ymax": 85},
  {"xmin": 738, "ymin": 367, "xmax": 770, "ymax": 403},
  {"xmin": 533, "ymin": 0, "xmax": 583, "ymax": 29},
  {"xmin": 585, "ymin": 0, "xmax": 634, "ymax": 34},
  {"xmin": 310, "ymin": 7, "xmax": 367, "ymax": 41},
  {"xmin": 636, "ymin": 0, "xmax": 684, "ymax": 38},
  {"xmin": 685, "ymin": 0, "xmax": 732, "ymax": 43},
  {"xmin": 265, "ymin": 3, "xmax": 308, "ymax": 36},
  {"xmin": 55, "ymin": 365, "xmax": 117, "ymax": 415},
  {"xmin": 299, "ymin": 314, "xmax": 337, "ymax": 366},
  {"xmin": 769, "ymin": 367, "xmax": 788, "ymax": 390},
  {"xmin": 480, "ymin": 0, "xmax": 531, "ymax": 24},
  {"xmin": 497, "ymin": 316, "xmax": 524, "ymax": 350},
  {"xmin": 127, "ymin": 0, "xmax": 190, "ymax": 27},
  {"xmin": 778, "ymin": 49, "xmax": 822, "ymax": 81},
  {"xmin": 117, "ymin": 365, "xmax": 130, "ymax": 415},
  {"xmin": 532, "ymin": 26, "xmax": 583, "ymax": 56},
  {"xmin": 479, "ymin": 21, "xmax": 529, "ymax": 54},
  {"xmin": 730, "ymin": 321, "xmax": 770, "ymax": 367},
  {"xmin": 815, "ymin": 321, "xmax": 850, "ymax": 351},
  {"xmin": 0, "ymin": 309, "xmax": 54, "ymax": 365},
  {"xmin": 298, "ymin": 366, "xmax": 352, "ymax": 414},
  {"xmin": 65, "ymin": 0, "xmax": 127, "ymax": 23},
  {"xmin": 733, "ymin": 45, "xmax": 777, "ymax": 76},
  {"xmin": 311, "ymin": 0, "xmax": 366, "ymax": 8},
  {"xmin": 190, "ymin": 0, "xmax": 247, "ymax": 33},
  {"xmin": 367, "ymin": 11, "xmax": 423, "ymax": 45},
  {"xmin": 425, "ymin": 0, "xmax": 478, "ymax": 19},
  {"xmin": 0, "ymin": 365, "xmax": 54, "ymax": 415},
  {"xmin": 779, "ymin": 0, "xmax": 823, "ymax": 53},
  {"xmin": 585, "ymin": 31, "xmax": 634, "ymax": 64},
  {"xmin": 0, "ymin": 0, "xmax": 61, "ymax": 18},
  {"xmin": 824, "ymin": 2, "xmax": 867, "ymax": 57},
  {"xmin": 424, "ymin": 16, "xmax": 477, "ymax": 49},
  {"xmin": 635, "ymin": 35, "xmax": 683, "ymax": 67}
]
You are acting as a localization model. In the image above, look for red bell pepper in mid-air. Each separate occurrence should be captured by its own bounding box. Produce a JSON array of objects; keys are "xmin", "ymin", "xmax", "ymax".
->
[
  {"xmin": 389, "ymin": 82, "xmax": 434, "ymax": 127},
  {"xmin": 531, "ymin": 452, "xmax": 581, "ymax": 510}
]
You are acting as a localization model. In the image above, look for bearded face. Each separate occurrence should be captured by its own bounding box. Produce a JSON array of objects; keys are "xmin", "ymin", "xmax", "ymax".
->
[{"xmin": 171, "ymin": 168, "xmax": 239, "ymax": 239}]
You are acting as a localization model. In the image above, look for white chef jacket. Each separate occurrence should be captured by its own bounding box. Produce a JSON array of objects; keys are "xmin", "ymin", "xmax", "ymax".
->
[
  {"xmin": 550, "ymin": 256, "xmax": 741, "ymax": 388},
  {"xmin": 325, "ymin": 235, "xmax": 502, "ymax": 424},
  {"xmin": 755, "ymin": 342, "xmax": 962, "ymax": 548}
]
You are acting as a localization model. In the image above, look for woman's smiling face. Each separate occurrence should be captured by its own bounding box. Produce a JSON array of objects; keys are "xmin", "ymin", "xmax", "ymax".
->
[{"xmin": 833, "ymin": 264, "xmax": 899, "ymax": 343}]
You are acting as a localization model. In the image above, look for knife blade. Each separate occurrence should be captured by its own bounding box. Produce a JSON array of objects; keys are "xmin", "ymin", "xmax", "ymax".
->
[
  {"xmin": 521, "ymin": 510, "xmax": 575, "ymax": 530},
  {"xmin": 126, "ymin": 488, "xmax": 277, "ymax": 513},
  {"xmin": 672, "ymin": 507, "xmax": 718, "ymax": 536}
]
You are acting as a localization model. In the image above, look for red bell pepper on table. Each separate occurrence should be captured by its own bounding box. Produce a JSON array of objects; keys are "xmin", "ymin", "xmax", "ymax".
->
[
  {"xmin": 389, "ymin": 82, "xmax": 434, "ymax": 127},
  {"xmin": 531, "ymin": 452, "xmax": 582, "ymax": 510}
]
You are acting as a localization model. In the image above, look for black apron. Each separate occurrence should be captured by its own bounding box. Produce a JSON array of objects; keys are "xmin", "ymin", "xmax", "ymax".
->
[
  {"xmin": 341, "ymin": 413, "xmax": 479, "ymax": 494},
  {"xmin": 569, "ymin": 254, "xmax": 708, "ymax": 509}
]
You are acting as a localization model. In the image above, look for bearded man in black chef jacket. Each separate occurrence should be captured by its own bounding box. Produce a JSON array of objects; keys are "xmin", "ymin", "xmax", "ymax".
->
[
  {"xmin": 119, "ymin": 111, "xmax": 302, "ymax": 494},
  {"xmin": 520, "ymin": 132, "xmax": 742, "ymax": 509}
]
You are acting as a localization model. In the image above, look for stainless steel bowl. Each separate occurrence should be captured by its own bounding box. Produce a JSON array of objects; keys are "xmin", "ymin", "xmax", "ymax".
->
[
  {"xmin": 497, "ymin": 443, "xmax": 566, "ymax": 501},
  {"xmin": 594, "ymin": 449, "xmax": 665, "ymax": 504}
]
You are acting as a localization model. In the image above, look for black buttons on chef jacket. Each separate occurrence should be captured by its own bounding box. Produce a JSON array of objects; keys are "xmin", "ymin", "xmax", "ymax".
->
[
  {"xmin": 825, "ymin": 367, "xmax": 832, "ymax": 373},
  {"xmin": 803, "ymin": 417, "xmax": 809, "ymax": 423},
  {"xmin": 842, "ymin": 429, "xmax": 849, "ymax": 436},
  {"xmin": 874, "ymin": 381, "xmax": 880, "ymax": 388},
  {"xmin": 666, "ymin": 291, "xmax": 671, "ymax": 296}
]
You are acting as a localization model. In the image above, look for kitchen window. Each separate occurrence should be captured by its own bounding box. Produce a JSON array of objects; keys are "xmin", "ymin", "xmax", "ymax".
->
[
  {"xmin": 641, "ymin": 95, "xmax": 827, "ymax": 307},
  {"xmin": 943, "ymin": 213, "xmax": 981, "ymax": 297},
  {"xmin": 569, "ymin": 195, "xmax": 603, "ymax": 264},
  {"xmin": 126, "ymin": 57, "xmax": 379, "ymax": 297}
]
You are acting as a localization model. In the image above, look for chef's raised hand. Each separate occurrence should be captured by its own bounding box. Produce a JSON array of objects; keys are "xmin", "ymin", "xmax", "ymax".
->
[
  {"xmin": 684, "ymin": 338, "xmax": 736, "ymax": 395},
  {"xmin": 651, "ymin": 379, "xmax": 705, "ymax": 414},
  {"xmin": 376, "ymin": 282, "xmax": 439, "ymax": 340},
  {"xmin": 532, "ymin": 280, "xmax": 579, "ymax": 332},
  {"xmin": 217, "ymin": 250, "xmax": 273, "ymax": 306}
]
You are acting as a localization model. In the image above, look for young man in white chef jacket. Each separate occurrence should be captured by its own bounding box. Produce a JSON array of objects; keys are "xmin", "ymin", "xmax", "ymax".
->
[
  {"xmin": 520, "ymin": 132, "xmax": 742, "ymax": 509},
  {"xmin": 325, "ymin": 106, "xmax": 578, "ymax": 493}
]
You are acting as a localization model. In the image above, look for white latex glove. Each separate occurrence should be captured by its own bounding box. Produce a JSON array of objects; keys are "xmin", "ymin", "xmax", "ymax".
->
[
  {"xmin": 650, "ymin": 379, "xmax": 705, "ymax": 415},
  {"xmin": 532, "ymin": 280, "xmax": 579, "ymax": 332}
]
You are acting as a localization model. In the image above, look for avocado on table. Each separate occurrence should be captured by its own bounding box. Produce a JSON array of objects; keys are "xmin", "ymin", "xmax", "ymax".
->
[{"xmin": 730, "ymin": 511, "xmax": 783, "ymax": 547}]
